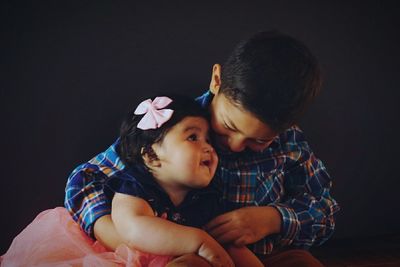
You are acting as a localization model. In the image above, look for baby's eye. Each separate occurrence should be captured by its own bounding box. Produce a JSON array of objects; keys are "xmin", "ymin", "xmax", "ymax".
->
[{"xmin": 187, "ymin": 134, "xmax": 198, "ymax": 141}]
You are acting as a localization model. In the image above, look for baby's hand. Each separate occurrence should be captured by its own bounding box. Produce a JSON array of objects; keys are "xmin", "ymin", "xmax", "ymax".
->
[{"xmin": 198, "ymin": 236, "xmax": 235, "ymax": 267}]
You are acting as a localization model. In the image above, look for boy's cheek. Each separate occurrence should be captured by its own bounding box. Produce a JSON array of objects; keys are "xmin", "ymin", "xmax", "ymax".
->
[
  {"xmin": 210, "ymin": 117, "xmax": 226, "ymax": 135},
  {"xmin": 210, "ymin": 122, "xmax": 228, "ymax": 140},
  {"xmin": 209, "ymin": 126, "xmax": 227, "ymax": 147}
]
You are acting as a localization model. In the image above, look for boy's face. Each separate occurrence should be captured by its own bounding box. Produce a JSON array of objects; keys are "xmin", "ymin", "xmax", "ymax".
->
[
  {"xmin": 209, "ymin": 93, "xmax": 277, "ymax": 152},
  {"xmin": 209, "ymin": 64, "xmax": 277, "ymax": 153}
]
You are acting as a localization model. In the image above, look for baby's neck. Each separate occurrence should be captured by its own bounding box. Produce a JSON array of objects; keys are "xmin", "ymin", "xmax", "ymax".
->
[
  {"xmin": 167, "ymin": 188, "xmax": 188, "ymax": 207},
  {"xmin": 155, "ymin": 180, "xmax": 190, "ymax": 207}
]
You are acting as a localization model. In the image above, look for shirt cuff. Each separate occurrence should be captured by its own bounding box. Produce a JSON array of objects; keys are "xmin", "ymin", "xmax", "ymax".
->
[
  {"xmin": 84, "ymin": 206, "xmax": 112, "ymax": 239},
  {"xmin": 268, "ymin": 204, "xmax": 300, "ymax": 246}
]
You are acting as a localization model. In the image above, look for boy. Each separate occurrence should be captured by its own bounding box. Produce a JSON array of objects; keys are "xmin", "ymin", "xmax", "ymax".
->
[{"xmin": 65, "ymin": 30, "xmax": 339, "ymax": 266}]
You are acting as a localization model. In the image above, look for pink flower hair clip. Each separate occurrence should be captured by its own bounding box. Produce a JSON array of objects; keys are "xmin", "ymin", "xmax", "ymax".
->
[{"xmin": 134, "ymin": 96, "xmax": 174, "ymax": 130}]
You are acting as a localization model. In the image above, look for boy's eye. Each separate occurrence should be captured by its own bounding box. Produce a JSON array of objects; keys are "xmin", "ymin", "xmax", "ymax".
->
[
  {"xmin": 187, "ymin": 134, "xmax": 198, "ymax": 141},
  {"xmin": 253, "ymin": 139, "xmax": 273, "ymax": 146},
  {"xmin": 223, "ymin": 122, "xmax": 234, "ymax": 131}
]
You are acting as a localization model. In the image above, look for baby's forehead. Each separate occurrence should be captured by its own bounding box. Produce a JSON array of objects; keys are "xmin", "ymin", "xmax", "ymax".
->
[{"xmin": 175, "ymin": 116, "xmax": 210, "ymax": 132}]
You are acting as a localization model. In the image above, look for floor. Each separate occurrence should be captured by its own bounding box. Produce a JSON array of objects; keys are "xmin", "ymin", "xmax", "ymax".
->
[{"xmin": 311, "ymin": 234, "xmax": 400, "ymax": 267}]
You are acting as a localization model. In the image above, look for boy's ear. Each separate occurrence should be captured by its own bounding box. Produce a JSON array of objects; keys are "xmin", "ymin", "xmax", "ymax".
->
[
  {"xmin": 141, "ymin": 147, "xmax": 161, "ymax": 169},
  {"xmin": 209, "ymin": 64, "xmax": 221, "ymax": 95}
]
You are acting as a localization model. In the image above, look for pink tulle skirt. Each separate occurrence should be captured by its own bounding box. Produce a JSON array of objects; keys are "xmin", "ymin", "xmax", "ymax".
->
[{"xmin": 1, "ymin": 207, "xmax": 173, "ymax": 267}]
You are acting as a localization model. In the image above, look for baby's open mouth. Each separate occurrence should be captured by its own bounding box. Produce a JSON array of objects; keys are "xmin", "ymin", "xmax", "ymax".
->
[{"xmin": 201, "ymin": 160, "xmax": 211, "ymax": 167}]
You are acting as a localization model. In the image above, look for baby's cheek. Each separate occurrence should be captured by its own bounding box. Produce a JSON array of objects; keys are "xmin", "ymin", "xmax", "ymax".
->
[
  {"xmin": 180, "ymin": 156, "xmax": 197, "ymax": 171},
  {"xmin": 212, "ymin": 153, "xmax": 219, "ymax": 170}
]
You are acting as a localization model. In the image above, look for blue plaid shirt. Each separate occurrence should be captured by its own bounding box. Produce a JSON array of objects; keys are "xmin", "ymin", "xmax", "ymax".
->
[{"xmin": 65, "ymin": 90, "xmax": 339, "ymax": 255}]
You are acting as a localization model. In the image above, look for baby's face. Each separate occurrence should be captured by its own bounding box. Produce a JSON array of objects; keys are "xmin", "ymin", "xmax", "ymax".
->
[
  {"xmin": 152, "ymin": 116, "xmax": 218, "ymax": 190},
  {"xmin": 209, "ymin": 93, "xmax": 277, "ymax": 153}
]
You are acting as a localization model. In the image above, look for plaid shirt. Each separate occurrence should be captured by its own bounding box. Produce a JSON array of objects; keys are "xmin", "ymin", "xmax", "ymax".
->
[{"xmin": 65, "ymin": 90, "xmax": 339, "ymax": 255}]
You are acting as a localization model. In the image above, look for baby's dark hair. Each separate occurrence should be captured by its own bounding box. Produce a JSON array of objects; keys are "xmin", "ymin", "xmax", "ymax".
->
[
  {"xmin": 220, "ymin": 30, "xmax": 322, "ymax": 133},
  {"xmin": 118, "ymin": 94, "xmax": 209, "ymax": 167}
]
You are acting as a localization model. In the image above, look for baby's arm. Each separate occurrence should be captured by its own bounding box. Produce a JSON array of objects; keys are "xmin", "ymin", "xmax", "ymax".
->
[
  {"xmin": 225, "ymin": 245, "xmax": 263, "ymax": 267},
  {"xmin": 112, "ymin": 193, "xmax": 234, "ymax": 267},
  {"xmin": 93, "ymin": 215, "xmax": 124, "ymax": 251}
]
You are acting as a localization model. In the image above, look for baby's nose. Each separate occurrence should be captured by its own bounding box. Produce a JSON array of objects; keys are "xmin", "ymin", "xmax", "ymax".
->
[{"xmin": 203, "ymin": 143, "xmax": 214, "ymax": 153}]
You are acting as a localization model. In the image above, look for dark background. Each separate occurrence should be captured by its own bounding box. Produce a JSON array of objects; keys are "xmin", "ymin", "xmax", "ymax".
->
[{"xmin": 1, "ymin": 1, "xmax": 399, "ymax": 254}]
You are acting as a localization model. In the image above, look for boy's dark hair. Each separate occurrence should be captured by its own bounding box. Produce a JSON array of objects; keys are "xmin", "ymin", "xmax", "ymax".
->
[
  {"xmin": 220, "ymin": 30, "xmax": 322, "ymax": 133},
  {"xmin": 118, "ymin": 94, "xmax": 209, "ymax": 167}
]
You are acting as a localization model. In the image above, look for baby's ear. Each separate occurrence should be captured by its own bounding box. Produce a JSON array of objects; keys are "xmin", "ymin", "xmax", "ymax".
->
[{"xmin": 141, "ymin": 146, "xmax": 161, "ymax": 168}]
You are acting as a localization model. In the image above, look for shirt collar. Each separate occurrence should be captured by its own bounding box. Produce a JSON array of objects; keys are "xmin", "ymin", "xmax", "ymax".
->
[
  {"xmin": 195, "ymin": 90, "xmax": 214, "ymax": 108},
  {"xmin": 126, "ymin": 164, "xmax": 220, "ymax": 201}
]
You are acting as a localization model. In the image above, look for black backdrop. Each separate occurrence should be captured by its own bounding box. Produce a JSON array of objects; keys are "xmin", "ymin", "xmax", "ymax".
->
[{"xmin": 1, "ymin": 1, "xmax": 400, "ymax": 254}]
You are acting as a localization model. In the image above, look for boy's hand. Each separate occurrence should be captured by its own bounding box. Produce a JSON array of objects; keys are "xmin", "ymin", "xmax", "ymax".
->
[
  {"xmin": 198, "ymin": 236, "xmax": 235, "ymax": 267},
  {"xmin": 204, "ymin": 206, "xmax": 282, "ymax": 246}
]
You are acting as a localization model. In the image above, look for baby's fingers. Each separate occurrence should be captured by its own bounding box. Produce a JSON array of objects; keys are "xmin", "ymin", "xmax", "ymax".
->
[{"xmin": 209, "ymin": 255, "xmax": 235, "ymax": 267}]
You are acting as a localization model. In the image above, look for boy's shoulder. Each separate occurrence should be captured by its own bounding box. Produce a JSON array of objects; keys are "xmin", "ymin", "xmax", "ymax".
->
[
  {"xmin": 246, "ymin": 125, "xmax": 313, "ymax": 165},
  {"xmin": 276, "ymin": 125, "xmax": 309, "ymax": 149},
  {"xmin": 271, "ymin": 125, "xmax": 321, "ymax": 169}
]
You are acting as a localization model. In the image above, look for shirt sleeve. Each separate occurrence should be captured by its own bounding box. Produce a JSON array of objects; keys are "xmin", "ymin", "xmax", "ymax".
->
[
  {"xmin": 269, "ymin": 148, "xmax": 340, "ymax": 249},
  {"xmin": 104, "ymin": 172, "xmax": 145, "ymax": 199},
  {"xmin": 64, "ymin": 140, "xmax": 126, "ymax": 238}
]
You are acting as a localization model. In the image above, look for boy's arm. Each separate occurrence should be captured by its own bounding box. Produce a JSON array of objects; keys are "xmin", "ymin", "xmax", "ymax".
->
[
  {"xmin": 205, "ymin": 151, "xmax": 339, "ymax": 249},
  {"xmin": 205, "ymin": 206, "xmax": 281, "ymax": 246},
  {"xmin": 269, "ymin": 152, "xmax": 340, "ymax": 248},
  {"xmin": 112, "ymin": 193, "xmax": 234, "ymax": 267},
  {"xmin": 64, "ymin": 140, "xmax": 124, "ymax": 239}
]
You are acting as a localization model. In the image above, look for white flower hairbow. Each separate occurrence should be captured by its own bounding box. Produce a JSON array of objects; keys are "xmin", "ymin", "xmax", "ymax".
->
[{"xmin": 134, "ymin": 96, "xmax": 174, "ymax": 130}]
